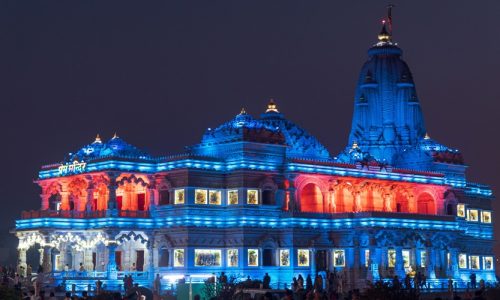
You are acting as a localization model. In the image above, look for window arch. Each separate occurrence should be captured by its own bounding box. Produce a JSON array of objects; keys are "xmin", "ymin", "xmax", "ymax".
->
[
  {"xmin": 300, "ymin": 183, "xmax": 324, "ymax": 213},
  {"xmin": 417, "ymin": 192, "xmax": 436, "ymax": 215}
]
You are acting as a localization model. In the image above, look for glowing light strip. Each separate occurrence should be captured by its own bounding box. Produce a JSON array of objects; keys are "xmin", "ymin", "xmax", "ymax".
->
[
  {"xmin": 38, "ymin": 159, "xmax": 493, "ymax": 197},
  {"xmin": 17, "ymin": 214, "xmax": 491, "ymax": 239}
]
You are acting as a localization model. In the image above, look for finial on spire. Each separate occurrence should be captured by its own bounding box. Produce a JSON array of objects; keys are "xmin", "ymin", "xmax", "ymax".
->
[
  {"xmin": 239, "ymin": 107, "xmax": 247, "ymax": 115},
  {"xmin": 94, "ymin": 134, "xmax": 102, "ymax": 143},
  {"xmin": 266, "ymin": 98, "xmax": 279, "ymax": 113},
  {"xmin": 377, "ymin": 4, "xmax": 395, "ymax": 43},
  {"xmin": 424, "ymin": 132, "xmax": 431, "ymax": 140},
  {"xmin": 112, "ymin": 132, "xmax": 119, "ymax": 139}
]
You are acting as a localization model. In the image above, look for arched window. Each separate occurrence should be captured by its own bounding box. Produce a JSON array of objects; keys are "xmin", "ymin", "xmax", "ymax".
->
[
  {"xmin": 159, "ymin": 190, "xmax": 170, "ymax": 205},
  {"xmin": 159, "ymin": 248, "xmax": 169, "ymax": 267},
  {"xmin": 300, "ymin": 183, "xmax": 324, "ymax": 213},
  {"xmin": 262, "ymin": 190, "xmax": 275, "ymax": 205},
  {"xmin": 446, "ymin": 203, "xmax": 454, "ymax": 215},
  {"xmin": 49, "ymin": 194, "xmax": 61, "ymax": 211},
  {"xmin": 417, "ymin": 193, "xmax": 436, "ymax": 215}
]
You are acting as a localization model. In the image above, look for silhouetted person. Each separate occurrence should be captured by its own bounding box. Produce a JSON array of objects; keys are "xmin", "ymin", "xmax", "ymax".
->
[
  {"xmin": 263, "ymin": 273, "xmax": 271, "ymax": 289},
  {"xmin": 470, "ymin": 273, "xmax": 477, "ymax": 289}
]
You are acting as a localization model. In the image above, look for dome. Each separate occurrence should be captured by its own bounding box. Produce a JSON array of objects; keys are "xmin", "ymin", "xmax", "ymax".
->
[
  {"xmin": 68, "ymin": 134, "xmax": 152, "ymax": 162},
  {"xmin": 259, "ymin": 101, "xmax": 330, "ymax": 160},
  {"xmin": 198, "ymin": 109, "xmax": 285, "ymax": 146},
  {"xmin": 196, "ymin": 102, "xmax": 331, "ymax": 160}
]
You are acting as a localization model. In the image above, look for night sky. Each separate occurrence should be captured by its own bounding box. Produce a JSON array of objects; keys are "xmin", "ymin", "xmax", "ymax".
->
[{"xmin": 0, "ymin": 1, "xmax": 499, "ymax": 265}]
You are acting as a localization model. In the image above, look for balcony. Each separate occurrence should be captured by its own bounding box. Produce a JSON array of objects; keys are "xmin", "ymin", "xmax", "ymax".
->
[{"xmin": 20, "ymin": 209, "xmax": 150, "ymax": 219}]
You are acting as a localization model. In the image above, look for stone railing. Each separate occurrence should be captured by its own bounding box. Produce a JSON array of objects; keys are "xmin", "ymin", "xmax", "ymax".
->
[{"xmin": 21, "ymin": 209, "xmax": 150, "ymax": 219}]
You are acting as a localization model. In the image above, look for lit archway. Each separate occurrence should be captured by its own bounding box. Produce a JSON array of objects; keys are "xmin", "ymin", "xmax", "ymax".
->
[
  {"xmin": 417, "ymin": 193, "xmax": 436, "ymax": 214},
  {"xmin": 300, "ymin": 183, "xmax": 324, "ymax": 213}
]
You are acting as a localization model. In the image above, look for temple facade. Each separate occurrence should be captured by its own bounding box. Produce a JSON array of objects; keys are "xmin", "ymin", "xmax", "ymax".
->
[{"xmin": 14, "ymin": 12, "xmax": 495, "ymax": 292}]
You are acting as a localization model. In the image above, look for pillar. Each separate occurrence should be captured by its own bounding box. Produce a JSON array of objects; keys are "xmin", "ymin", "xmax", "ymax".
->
[
  {"xmin": 84, "ymin": 249, "xmax": 94, "ymax": 271},
  {"xmin": 42, "ymin": 246, "xmax": 52, "ymax": 273},
  {"xmin": 369, "ymin": 247, "xmax": 379, "ymax": 281},
  {"xmin": 60, "ymin": 191, "xmax": 70, "ymax": 211},
  {"xmin": 395, "ymin": 247, "xmax": 405, "ymax": 278},
  {"xmin": 18, "ymin": 248, "xmax": 27, "ymax": 276},
  {"xmin": 148, "ymin": 245, "xmax": 155, "ymax": 281},
  {"xmin": 86, "ymin": 188, "xmax": 94, "ymax": 212},
  {"xmin": 330, "ymin": 190, "xmax": 337, "ymax": 213},
  {"xmin": 352, "ymin": 245, "xmax": 360, "ymax": 288},
  {"xmin": 41, "ymin": 194, "xmax": 50, "ymax": 210},
  {"xmin": 107, "ymin": 185, "xmax": 118, "ymax": 217},
  {"xmin": 427, "ymin": 247, "xmax": 436, "ymax": 279},
  {"xmin": 107, "ymin": 242, "xmax": 118, "ymax": 280},
  {"xmin": 310, "ymin": 249, "xmax": 316, "ymax": 277}
]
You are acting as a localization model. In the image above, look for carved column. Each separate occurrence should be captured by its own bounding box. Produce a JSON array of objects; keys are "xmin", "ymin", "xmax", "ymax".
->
[
  {"xmin": 86, "ymin": 187, "xmax": 94, "ymax": 212},
  {"xmin": 107, "ymin": 242, "xmax": 118, "ymax": 279},
  {"xmin": 84, "ymin": 249, "xmax": 94, "ymax": 271},
  {"xmin": 41, "ymin": 194, "xmax": 50, "ymax": 210},
  {"xmin": 310, "ymin": 249, "xmax": 316, "ymax": 277},
  {"xmin": 329, "ymin": 189, "xmax": 337, "ymax": 213},
  {"xmin": 353, "ymin": 191, "xmax": 362, "ymax": 212},
  {"xmin": 407, "ymin": 194, "xmax": 416, "ymax": 213},
  {"xmin": 42, "ymin": 246, "xmax": 52, "ymax": 273},
  {"xmin": 395, "ymin": 246, "xmax": 405, "ymax": 278},
  {"xmin": 60, "ymin": 191, "xmax": 70, "ymax": 211},
  {"xmin": 107, "ymin": 184, "xmax": 118, "ymax": 217},
  {"xmin": 426, "ymin": 247, "xmax": 436, "ymax": 279},
  {"xmin": 383, "ymin": 193, "xmax": 394, "ymax": 212},
  {"xmin": 18, "ymin": 248, "xmax": 27, "ymax": 276}
]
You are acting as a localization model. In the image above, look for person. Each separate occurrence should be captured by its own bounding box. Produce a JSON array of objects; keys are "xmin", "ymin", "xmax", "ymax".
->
[
  {"xmin": 263, "ymin": 273, "xmax": 271, "ymax": 289},
  {"xmin": 405, "ymin": 274, "xmax": 411, "ymax": 290},
  {"xmin": 27, "ymin": 264, "xmax": 32, "ymax": 277},
  {"xmin": 297, "ymin": 274, "xmax": 304, "ymax": 290},
  {"xmin": 392, "ymin": 275, "xmax": 400, "ymax": 290},
  {"xmin": 79, "ymin": 263, "xmax": 85, "ymax": 272},
  {"xmin": 37, "ymin": 265, "xmax": 44, "ymax": 274},
  {"xmin": 291, "ymin": 277, "xmax": 298, "ymax": 292},
  {"xmin": 421, "ymin": 273, "xmax": 427, "ymax": 289},
  {"xmin": 220, "ymin": 272, "xmax": 228, "ymax": 284},
  {"xmin": 96, "ymin": 279, "xmax": 102, "ymax": 295},
  {"xmin": 48, "ymin": 292, "xmax": 57, "ymax": 300},
  {"xmin": 306, "ymin": 274, "xmax": 312, "ymax": 291},
  {"xmin": 470, "ymin": 273, "xmax": 477, "ymax": 289},
  {"xmin": 131, "ymin": 263, "xmax": 136, "ymax": 271},
  {"xmin": 63, "ymin": 292, "xmax": 71, "ymax": 300},
  {"xmin": 153, "ymin": 273, "xmax": 161, "ymax": 296},
  {"xmin": 415, "ymin": 271, "xmax": 421, "ymax": 290},
  {"xmin": 81, "ymin": 291, "xmax": 89, "ymax": 299},
  {"xmin": 448, "ymin": 277, "xmax": 454, "ymax": 293}
]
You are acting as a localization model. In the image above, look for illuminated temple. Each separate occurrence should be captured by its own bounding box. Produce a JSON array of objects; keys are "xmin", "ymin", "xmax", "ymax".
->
[{"xmin": 14, "ymin": 13, "xmax": 495, "ymax": 292}]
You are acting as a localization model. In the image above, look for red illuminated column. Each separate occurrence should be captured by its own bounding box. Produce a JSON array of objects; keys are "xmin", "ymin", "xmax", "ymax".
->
[
  {"xmin": 41, "ymin": 194, "xmax": 49, "ymax": 210},
  {"xmin": 353, "ymin": 190, "xmax": 362, "ymax": 212},
  {"xmin": 383, "ymin": 193, "xmax": 394, "ymax": 212},
  {"xmin": 86, "ymin": 187, "xmax": 94, "ymax": 211},
  {"xmin": 60, "ymin": 191, "xmax": 70, "ymax": 211},
  {"xmin": 329, "ymin": 189, "xmax": 337, "ymax": 213},
  {"xmin": 407, "ymin": 194, "xmax": 416, "ymax": 213}
]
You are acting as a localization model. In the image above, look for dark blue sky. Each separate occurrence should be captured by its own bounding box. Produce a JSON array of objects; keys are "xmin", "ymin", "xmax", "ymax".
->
[{"xmin": 1, "ymin": 1, "xmax": 499, "ymax": 262}]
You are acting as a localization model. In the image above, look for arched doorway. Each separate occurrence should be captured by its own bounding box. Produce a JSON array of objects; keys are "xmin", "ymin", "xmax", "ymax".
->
[
  {"xmin": 417, "ymin": 193, "xmax": 436, "ymax": 214},
  {"xmin": 300, "ymin": 183, "xmax": 324, "ymax": 213}
]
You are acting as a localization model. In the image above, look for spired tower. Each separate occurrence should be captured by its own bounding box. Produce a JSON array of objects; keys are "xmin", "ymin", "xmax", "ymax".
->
[{"xmin": 337, "ymin": 7, "xmax": 466, "ymax": 184}]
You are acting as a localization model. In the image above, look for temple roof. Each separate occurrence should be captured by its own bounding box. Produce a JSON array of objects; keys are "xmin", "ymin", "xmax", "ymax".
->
[
  {"xmin": 67, "ymin": 134, "xmax": 152, "ymax": 162},
  {"xmin": 197, "ymin": 101, "xmax": 331, "ymax": 160}
]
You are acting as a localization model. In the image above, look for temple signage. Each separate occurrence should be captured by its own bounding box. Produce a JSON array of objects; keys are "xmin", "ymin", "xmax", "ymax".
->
[{"xmin": 58, "ymin": 160, "xmax": 87, "ymax": 176}]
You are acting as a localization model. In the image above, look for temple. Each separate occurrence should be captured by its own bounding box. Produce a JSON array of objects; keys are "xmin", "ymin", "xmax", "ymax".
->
[{"xmin": 14, "ymin": 8, "xmax": 495, "ymax": 293}]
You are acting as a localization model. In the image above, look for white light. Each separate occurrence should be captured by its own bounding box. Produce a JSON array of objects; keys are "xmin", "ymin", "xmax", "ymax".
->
[{"xmin": 163, "ymin": 274, "xmax": 184, "ymax": 282}]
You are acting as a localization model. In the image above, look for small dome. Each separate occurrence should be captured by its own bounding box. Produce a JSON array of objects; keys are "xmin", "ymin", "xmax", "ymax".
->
[
  {"xmin": 259, "ymin": 101, "xmax": 331, "ymax": 159},
  {"xmin": 197, "ymin": 103, "xmax": 331, "ymax": 160},
  {"xmin": 199, "ymin": 110, "xmax": 285, "ymax": 146},
  {"xmin": 68, "ymin": 134, "xmax": 151, "ymax": 162}
]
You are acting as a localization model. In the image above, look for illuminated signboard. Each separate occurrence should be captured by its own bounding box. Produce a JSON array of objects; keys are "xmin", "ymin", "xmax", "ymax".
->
[{"xmin": 58, "ymin": 160, "xmax": 87, "ymax": 176}]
